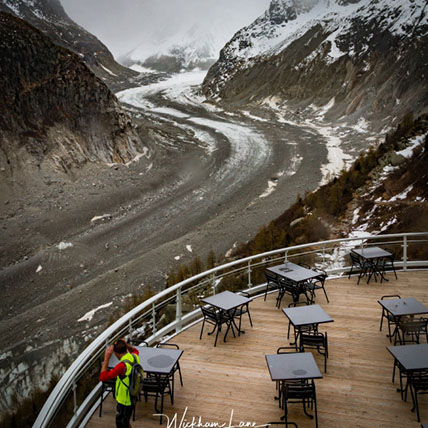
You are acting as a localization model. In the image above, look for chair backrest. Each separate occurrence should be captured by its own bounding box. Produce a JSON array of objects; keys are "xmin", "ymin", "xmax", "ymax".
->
[
  {"xmin": 410, "ymin": 370, "xmax": 428, "ymax": 389},
  {"xmin": 265, "ymin": 271, "xmax": 278, "ymax": 284},
  {"xmin": 399, "ymin": 317, "xmax": 427, "ymax": 333},
  {"xmin": 277, "ymin": 346, "xmax": 297, "ymax": 354},
  {"xmin": 284, "ymin": 379, "xmax": 315, "ymax": 399},
  {"xmin": 279, "ymin": 277, "xmax": 296, "ymax": 294},
  {"xmin": 201, "ymin": 306, "xmax": 221, "ymax": 322},
  {"xmin": 350, "ymin": 252, "xmax": 361, "ymax": 264},
  {"xmin": 381, "ymin": 294, "xmax": 401, "ymax": 300},
  {"xmin": 300, "ymin": 331, "xmax": 326, "ymax": 347},
  {"xmin": 157, "ymin": 342, "xmax": 179, "ymax": 349},
  {"xmin": 299, "ymin": 263, "xmax": 312, "ymax": 269}
]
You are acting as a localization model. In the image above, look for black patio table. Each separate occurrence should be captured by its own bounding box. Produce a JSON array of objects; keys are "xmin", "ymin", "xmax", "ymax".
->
[
  {"xmin": 352, "ymin": 246, "xmax": 392, "ymax": 283},
  {"xmin": 109, "ymin": 345, "xmax": 183, "ymax": 375},
  {"xmin": 282, "ymin": 304, "xmax": 334, "ymax": 346},
  {"xmin": 267, "ymin": 262, "xmax": 321, "ymax": 304},
  {"xmin": 266, "ymin": 352, "xmax": 322, "ymax": 426},
  {"xmin": 109, "ymin": 345, "xmax": 183, "ymax": 422},
  {"xmin": 201, "ymin": 290, "xmax": 252, "ymax": 341},
  {"xmin": 387, "ymin": 343, "xmax": 428, "ymax": 373},
  {"xmin": 387, "ymin": 344, "xmax": 428, "ymax": 408},
  {"xmin": 378, "ymin": 297, "xmax": 428, "ymax": 344}
]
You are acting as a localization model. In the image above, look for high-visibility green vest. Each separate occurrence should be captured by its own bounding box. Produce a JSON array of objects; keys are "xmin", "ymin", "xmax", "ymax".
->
[{"xmin": 115, "ymin": 353, "xmax": 140, "ymax": 406}]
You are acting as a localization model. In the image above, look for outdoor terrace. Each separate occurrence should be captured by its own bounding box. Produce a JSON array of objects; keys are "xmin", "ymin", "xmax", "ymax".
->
[{"xmin": 87, "ymin": 270, "xmax": 428, "ymax": 428}]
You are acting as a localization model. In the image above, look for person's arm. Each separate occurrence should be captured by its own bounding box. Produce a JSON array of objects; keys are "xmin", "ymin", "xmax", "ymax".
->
[
  {"xmin": 100, "ymin": 345, "xmax": 125, "ymax": 382},
  {"xmin": 126, "ymin": 342, "xmax": 139, "ymax": 355}
]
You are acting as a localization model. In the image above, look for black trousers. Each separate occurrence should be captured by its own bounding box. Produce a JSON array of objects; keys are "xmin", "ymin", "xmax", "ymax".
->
[{"xmin": 116, "ymin": 402, "xmax": 133, "ymax": 428}]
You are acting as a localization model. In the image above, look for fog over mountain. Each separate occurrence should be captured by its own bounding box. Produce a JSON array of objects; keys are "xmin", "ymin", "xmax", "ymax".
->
[{"xmin": 60, "ymin": 0, "xmax": 271, "ymax": 61}]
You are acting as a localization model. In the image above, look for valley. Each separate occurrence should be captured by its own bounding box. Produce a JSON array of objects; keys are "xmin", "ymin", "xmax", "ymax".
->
[{"xmin": 0, "ymin": 69, "xmax": 373, "ymax": 410}]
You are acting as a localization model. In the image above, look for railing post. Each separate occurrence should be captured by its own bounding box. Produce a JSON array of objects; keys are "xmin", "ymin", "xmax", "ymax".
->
[
  {"xmin": 128, "ymin": 319, "xmax": 133, "ymax": 337},
  {"xmin": 211, "ymin": 274, "xmax": 217, "ymax": 295},
  {"xmin": 284, "ymin": 250, "xmax": 288, "ymax": 262},
  {"xmin": 322, "ymin": 245, "xmax": 326, "ymax": 265},
  {"xmin": 402, "ymin": 235, "xmax": 408, "ymax": 271},
  {"xmin": 176, "ymin": 287, "xmax": 182, "ymax": 333},
  {"xmin": 152, "ymin": 303, "xmax": 156, "ymax": 334},
  {"xmin": 72, "ymin": 382, "xmax": 77, "ymax": 415},
  {"xmin": 247, "ymin": 260, "xmax": 252, "ymax": 288}
]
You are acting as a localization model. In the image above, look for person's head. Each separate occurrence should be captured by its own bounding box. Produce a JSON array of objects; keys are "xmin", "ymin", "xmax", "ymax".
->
[{"xmin": 113, "ymin": 339, "xmax": 127, "ymax": 356}]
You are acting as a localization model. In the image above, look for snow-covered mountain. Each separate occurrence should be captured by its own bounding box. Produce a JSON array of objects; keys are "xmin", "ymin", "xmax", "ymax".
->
[
  {"xmin": 122, "ymin": 22, "xmax": 238, "ymax": 73},
  {"xmin": 203, "ymin": 0, "xmax": 428, "ymax": 125}
]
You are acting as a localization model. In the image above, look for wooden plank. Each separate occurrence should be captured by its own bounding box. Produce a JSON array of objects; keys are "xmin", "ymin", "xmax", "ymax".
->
[{"xmin": 87, "ymin": 270, "xmax": 428, "ymax": 428}]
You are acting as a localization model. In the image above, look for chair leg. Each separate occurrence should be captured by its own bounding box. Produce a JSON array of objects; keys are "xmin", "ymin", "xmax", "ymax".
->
[
  {"xmin": 247, "ymin": 309, "xmax": 253, "ymax": 327},
  {"xmin": 214, "ymin": 323, "xmax": 220, "ymax": 347},
  {"xmin": 199, "ymin": 319, "xmax": 205, "ymax": 340},
  {"xmin": 314, "ymin": 395, "xmax": 318, "ymax": 428},
  {"xmin": 322, "ymin": 286, "xmax": 329, "ymax": 303},
  {"xmin": 177, "ymin": 362, "xmax": 183, "ymax": 386}
]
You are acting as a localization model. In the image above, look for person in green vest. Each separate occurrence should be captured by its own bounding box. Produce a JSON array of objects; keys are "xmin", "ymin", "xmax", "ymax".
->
[{"xmin": 100, "ymin": 338, "xmax": 140, "ymax": 428}]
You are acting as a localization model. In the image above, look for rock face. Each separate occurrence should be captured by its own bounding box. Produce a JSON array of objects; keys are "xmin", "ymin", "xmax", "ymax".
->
[
  {"xmin": 0, "ymin": 0, "xmax": 137, "ymax": 89},
  {"xmin": 202, "ymin": 0, "xmax": 428, "ymax": 122},
  {"xmin": 0, "ymin": 12, "xmax": 144, "ymax": 176}
]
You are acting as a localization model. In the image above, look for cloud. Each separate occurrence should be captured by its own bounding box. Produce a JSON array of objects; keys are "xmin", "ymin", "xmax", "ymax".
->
[{"xmin": 60, "ymin": 0, "xmax": 271, "ymax": 58}]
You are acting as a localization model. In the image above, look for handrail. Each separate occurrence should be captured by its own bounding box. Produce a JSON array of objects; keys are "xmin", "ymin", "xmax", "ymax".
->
[{"xmin": 33, "ymin": 232, "xmax": 428, "ymax": 428}]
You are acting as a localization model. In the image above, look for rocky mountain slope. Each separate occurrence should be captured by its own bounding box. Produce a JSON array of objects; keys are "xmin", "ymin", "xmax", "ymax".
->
[
  {"xmin": 202, "ymin": 0, "xmax": 428, "ymax": 127},
  {"xmin": 0, "ymin": 12, "xmax": 145, "ymax": 183},
  {"xmin": 233, "ymin": 113, "xmax": 428, "ymax": 259},
  {"xmin": 0, "ymin": 0, "xmax": 137, "ymax": 89}
]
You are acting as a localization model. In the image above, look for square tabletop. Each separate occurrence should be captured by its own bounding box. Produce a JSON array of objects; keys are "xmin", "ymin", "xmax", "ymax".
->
[
  {"xmin": 265, "ymin": 352, "xmax": 322, "ymax": 381},
  {"xmin": 109, "ymin": 346, "xmax": 183, "ymax": 375},
  {"xmin": 387, "ymin": 343, "xmax": 428, "ymax": 372},
  {"xmin": 201, "ymin": 290, "xmax": 252, "ymax": 311},
  {"xmin": 267, "ymin": 262, "xmax": 321, "ymax": 283},
  {"xmin": 282, "ymin": 304, "xmax": 334, "ymax": 327},
  {"xmin": 352, "ymin": 246, "xmax": 391, "ymax": 260},
  {"xmin": 378, "ymin": 297, "xmax": 428, "ymax": 317}
]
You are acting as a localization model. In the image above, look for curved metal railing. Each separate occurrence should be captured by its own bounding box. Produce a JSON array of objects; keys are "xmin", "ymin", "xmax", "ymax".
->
[{"xmin": 33, "ymin": 232, "xmax": 428, "ymax": 428}]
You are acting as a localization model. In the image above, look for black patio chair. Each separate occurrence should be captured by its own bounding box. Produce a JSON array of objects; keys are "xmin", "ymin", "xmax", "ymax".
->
[
  {"xmin": 155, "ymin": 342, "xmax": 183, "ymax": 401},
  {"xmin": 285, "ymin": 302, "xmax": 316, "ymax": 347},
  {"xmin": 379, "ymin": 249, "xmax": 398, "ymax": 280},
  {"xmin": 348, "ymin": 251, "xmax": 370, "ymax": 284},
  {"xmin": 231, "ymin": 291, "xmax": 253, "ymax": 336},
  {"xmin": 277, "ymin": 277, "xmax": 310, "ymax": 308},
  {"xmin": 275, "ymin": 347, "xmax": 300, "ymax": 407},
  {"xmin": 199, "ymin": 306, "xmax": 232, "ymax": 346},
  {"xmin": 142, "ymin": 374, "xmax": 172, "ymax": 424},
  {"xmin": 99, "ymin": 379, "xmax": 116, "ymax": 417},
  {"xmin": 379, "ymin": 294, "xmax": 401, "ymax": 341},
  {"xmin": 282, "ymin": 379, "xmax": 318, "ymax": 428},
  {"xmin": 392, "ymin": 358, "xmax": 410, "ymax": 401},
  {"xmin": 396, "ymin": 317, "xmax": 428, "ymax": 345},
  {"xmin": 408, "ymin": 370, "xmax": 428, "ymax": 422},
  {"xmin": 265, "ymin": 271, "xmax": 280, "ymax": 301},
  {"xmin": 299, "ymin": 331, "xmax": 328, "ymax": 373},
  {"xmin": 304, "ymin": 269, "xmax": 329, "ymax": 304}
]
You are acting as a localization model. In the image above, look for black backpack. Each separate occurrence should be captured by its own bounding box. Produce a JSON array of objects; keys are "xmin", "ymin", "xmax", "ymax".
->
[{"xmin": 120, "ymin": 353, "xmax": 144, "ymax": 403}]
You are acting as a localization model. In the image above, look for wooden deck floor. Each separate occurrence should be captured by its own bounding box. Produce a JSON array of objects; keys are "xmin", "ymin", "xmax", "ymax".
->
[{"xmin": 87, "ymin": 270, "xmax": 428, "ymax": 428}]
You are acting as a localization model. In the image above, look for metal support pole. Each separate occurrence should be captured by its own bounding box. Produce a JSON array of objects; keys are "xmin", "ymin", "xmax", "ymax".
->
[
  {"xmin": 402, "ymin": 235, "xmax": 408, "ymax": 271},
  {"xmin": 128, "ymin": 319, "xmax": 133, "ymax": 337},
  {"xmin": 152, "ymin": 303, "xmax": 156, "ymax": 334},
  {"xmin": 72, "ymin": 382, "xmax": 77, "ymax": 415},
  {"xmin": 247, "ymin": 261, "xmax": 252, "ymax": 288},
  {"xmin": 176, "ymin": 287, "xmax": 182, "ymax": 333},
  {"xmin": 211, "ymin": 274, "xmax": 217, "ymax": 295},
  {"xmin": 284, "ymin": 250, "xmax": 288, "ymax": 262}
]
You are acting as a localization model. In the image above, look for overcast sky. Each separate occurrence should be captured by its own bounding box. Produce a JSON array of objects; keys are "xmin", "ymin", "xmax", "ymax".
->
[{"xmin": 60, "ymin": 0, "xmax": 271, "ymax": 59}]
